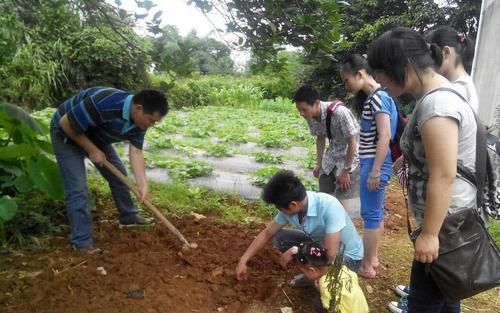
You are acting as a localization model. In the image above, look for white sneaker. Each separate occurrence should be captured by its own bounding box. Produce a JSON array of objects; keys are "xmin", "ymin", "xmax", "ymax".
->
[
  {"xmin": 394, "ymin": 284, "xmax": 410, "ymax": 297},
  {"xmin": 388, "ymin": 295, "xmax": 408, "ymax": 313}
]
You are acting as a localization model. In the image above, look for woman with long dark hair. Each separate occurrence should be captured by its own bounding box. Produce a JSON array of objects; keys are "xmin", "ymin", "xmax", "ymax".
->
[
  {"xmin": 368, "ymin": 27, "xmax": 476, "ymax": 313},
  {"xmin": 340, "ymin": 54, "xmax": 398, "ymax": 279},
  {"xmin": 391, "ymin": 26, "xmax": 480, "ymax": 309}
]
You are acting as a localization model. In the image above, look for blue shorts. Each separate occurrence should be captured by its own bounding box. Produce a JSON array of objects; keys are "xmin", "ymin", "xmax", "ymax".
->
[{"xmin": 359, "ymin": 157, "xmax": 392, "ymax": 229}]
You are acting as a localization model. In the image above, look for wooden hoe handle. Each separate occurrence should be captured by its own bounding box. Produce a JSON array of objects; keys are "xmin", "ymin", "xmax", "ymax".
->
[{"xmin": 103, "ymin": 160, "xmax": 193, "ymax": 248}]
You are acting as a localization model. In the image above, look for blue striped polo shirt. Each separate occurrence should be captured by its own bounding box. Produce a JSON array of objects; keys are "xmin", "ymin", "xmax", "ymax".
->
[
  {"xmin": 359, "ymin": 88, "xmax": 397, "ymax": 159},
  {"xmin": 51, "ymin": 87, "xmax": 145, "ymax": 149}
]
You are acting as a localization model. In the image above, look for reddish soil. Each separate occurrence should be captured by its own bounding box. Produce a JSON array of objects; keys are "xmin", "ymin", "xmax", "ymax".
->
[
  {"xmin": 0, "ymin": 212, "xmax": 317, "ymax": 313},
  {"xmin": 7, "ymin": 182, "xmax": 495, "ymax": 313}
]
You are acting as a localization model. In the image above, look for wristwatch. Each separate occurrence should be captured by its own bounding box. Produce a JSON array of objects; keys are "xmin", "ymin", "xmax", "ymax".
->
[{"xmin": 343, "ymin": 165, "xmax": 352, "ymax": 172}]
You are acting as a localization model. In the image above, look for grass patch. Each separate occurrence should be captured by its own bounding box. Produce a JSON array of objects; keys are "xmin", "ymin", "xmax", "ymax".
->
[
  {"xmin": 88, "ymin": 175, "xmax": 275, "ymax": 222},
  {"xmin": 489, "ymin": 219, "xmax": 500, "ymax": 245},
  {"xmin": 148, "ymin": 181, "xmax": 274, "ymax": 222}
]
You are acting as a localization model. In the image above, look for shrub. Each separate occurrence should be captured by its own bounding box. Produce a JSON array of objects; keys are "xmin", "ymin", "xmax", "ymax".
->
[{"xmin": 153, "ymin": 74, "xmax": 298, "ymax": 109}]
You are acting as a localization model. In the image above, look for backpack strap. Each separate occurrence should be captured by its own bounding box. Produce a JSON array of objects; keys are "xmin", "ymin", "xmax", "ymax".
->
[
  {"xmin": 423, "ymin": 87, "xmax": 487, "ymax": 207},
  {"xmin": 326, "ymin": 100, "xmax": 344, "ymax": 141},
  {"xmin": 453, "ymin": 80, "xmax": 472, "ymax": 105}
]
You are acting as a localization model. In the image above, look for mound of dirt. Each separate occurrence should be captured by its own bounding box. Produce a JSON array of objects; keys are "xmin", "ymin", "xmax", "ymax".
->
[
  {"xmin": 0, "ymin": 211, "xmax": 318, "ymax": 313},
  {"xmin": 0, "ymin": 182, "xmax": 420, "ymax": 313}
]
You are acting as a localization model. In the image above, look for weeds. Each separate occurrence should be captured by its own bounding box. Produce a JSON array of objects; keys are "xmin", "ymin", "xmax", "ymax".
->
[
  {"xmin": 253, "ymin": 151, "xmax": 284, "ymax": 164},
  {"xmin": 205, "ymin": 143, "xmax": 232, "ymax": 157}
]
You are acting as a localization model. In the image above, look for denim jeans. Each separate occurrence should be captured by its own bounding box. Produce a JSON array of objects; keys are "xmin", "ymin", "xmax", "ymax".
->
[
  {"xmin": 272, "ymin": 228, "xmax": 362, "ymax": 272},
  {"xmin": 50, "ymin": 126, "xmax": 138, "ymax": 248},
  {"xmin": 408, "ymin": 260, "xmax": 460, "ymax": 313}
]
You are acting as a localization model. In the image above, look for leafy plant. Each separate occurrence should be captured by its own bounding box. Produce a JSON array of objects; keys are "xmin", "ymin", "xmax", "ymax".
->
[
  {"xmin": 205, "ymin": 143, "xmax": 232, "ymax": 157},
  {"xmin": 147, "ymin": 156, "xmax": 213, "ymax": 180},
  {"xmin": 0, "ymin": 102, "xmax": 64, "ymax": 244},
  {"xmin": 258, "ymin": 131, "xmax": 291, "ymax": 148},
  {"xmin": 253, "ymin": 151, "xmax": 283, "ymax": 164},
  {"xmin": 296, "ymin": 149, "xmax": 317, "ymax": 170},
  {"xmin": 259, "ymin": 97, "xmax": 293, "ymax": 113},
  {"xmin": 0, "ymin": 195, "xmax": 17, "ymax": 243},
  {"xmin": 0, "ymin": 102, "xmax": 63, "ymax": 199},
  {"xmin": 251, "ymin": 166, "xmax": 283, "ymax": 187}
]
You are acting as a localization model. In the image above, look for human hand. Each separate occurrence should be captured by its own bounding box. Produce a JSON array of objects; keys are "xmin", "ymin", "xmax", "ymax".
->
[
  {"xmin": 414, "ymin": 233, "xmax": 439, "ymax": 263},
  {"xmin": 137, "ymin": 184, "xmax": 149, "ymax": 203},
  {"xmin": 313, "ymin": 165, "xmax": 321, "ymax": 178},
  {"xmin": 235, "ymin": 261, "xmax": 248, "ymax": 281},
  {"xmin": 89, "ymin": 149, "xmax": 106, "ymax": 167},
  {"xmin": 279, "ymin": 248, "xmax": 296, "ymax": 268},
  {"xmin": 337, "ymin": 170, "xmax": 351, "ymax": 191},
  {"xmin": 314, "ymin": 279, "xmax": 320, "ymax": 291},
  {"xmin": 367, "ymin": 176, "xmax": 380, "ymax": 192}
]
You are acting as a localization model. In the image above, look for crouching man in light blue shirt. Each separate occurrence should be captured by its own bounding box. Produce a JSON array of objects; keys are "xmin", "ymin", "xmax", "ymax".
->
[{"xmin": 235, "ymin": 170, "xmax": 363, "ymax": 286}]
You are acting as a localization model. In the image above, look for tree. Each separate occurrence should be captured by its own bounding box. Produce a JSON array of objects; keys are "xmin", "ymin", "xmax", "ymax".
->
[
  {"xmin": 151, "ymin": 27, "xmax": 234, "ymax": 76},
  {"xmin": 188, "ymin": 0, "xmax": 345, "ymax": 64},
  {"xmin": 0, "ymin": 0, "xmax": 156, "ymax": 109},
  {"xmin": 190, "ymin": 0, "xmax": 481, "ymax": 97}
]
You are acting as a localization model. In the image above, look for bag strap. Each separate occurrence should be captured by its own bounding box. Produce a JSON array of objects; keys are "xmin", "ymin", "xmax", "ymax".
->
[
  {"xmin": 326, "ymin": 100, "xmax": 344, "ymax": 141},
  {"xmin": 404, "ymin": 86, "xmax": 488, "ymax": 236}
]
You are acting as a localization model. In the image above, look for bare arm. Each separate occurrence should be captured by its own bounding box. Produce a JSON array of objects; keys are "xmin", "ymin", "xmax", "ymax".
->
[
  {"xmin": 236, "ymin": 221, "xmax": 283, "ymax": 280},
  {"xmin": 129, "ymin": 144, "xmax": 148, "ymax": 202},
  {"xmin": 344, "ymin": 135, "xmax": 357, "ymax": 169},
  {"xmin": 368, "ymin": 113, "xmax": 391, "ymax": 191},
  {"xmin": 337, "ymin": 135, "xmax": 357, "ymax": 191},
  {"xmin": 323, "ymin": 232, "xmax": 341, "ymax": 263},
  {"xmin": 314, "ymin": 136, "xmax": 326, "ymax": 178},
  {"xmin": 59, "ymin": 114, "xmax": 105, "ymax": 165},
  {"xmin": 415, "ymin": 117, "xmax": 458, "ymax": 263}
]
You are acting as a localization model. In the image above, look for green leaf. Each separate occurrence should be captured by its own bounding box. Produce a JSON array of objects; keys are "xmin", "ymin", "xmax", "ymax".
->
[
  {"xmin": 0, "ymin": 163, "xmax": 23, "ymax": 176},
  {"xmin": 0, "ymin": 144, "xmax": 37, "ymax": 159},
  {"xmin": 0, "ymin": 195, "xmax": 17, "ymax": 222},
  {"xmin": 25, "ymin": 155, "xmax": 64, "ymax": 199},
  {"xmin": 14, "ymin": 174, "xmax": 33, "ymax": 193},
  {"xmin": 0, "ymin": 102, "xmax": 44, "ymax": 134}
]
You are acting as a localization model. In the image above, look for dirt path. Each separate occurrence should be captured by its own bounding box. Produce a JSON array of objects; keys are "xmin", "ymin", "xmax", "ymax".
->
[{"xmin": 0, "ymin": 183, "xmax": 498, "ymax": 313}]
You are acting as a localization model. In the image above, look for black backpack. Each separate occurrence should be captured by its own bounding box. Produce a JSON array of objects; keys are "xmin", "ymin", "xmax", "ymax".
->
[{"xmin": 390, "ymin": 104, "xmax": 408, "ymax": 162}]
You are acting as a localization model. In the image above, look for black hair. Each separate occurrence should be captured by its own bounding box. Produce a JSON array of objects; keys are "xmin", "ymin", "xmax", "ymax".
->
[
  {"xmin": 262, "ymin": 170, "xmax": 307, "ymax": 210},
  {"xmin": 132, "ymin": 89, "xmax": 169, "ymax": 116},
  {"xmin": 425, "ymin": 25, "xmax": 475, "ymax": 74},
  {"xmin": 294, "ymin": 241, "xmax": 329, "ymax": 267},
  {"xmin": 367, "ymin": 27, "xmax": 443, "ymax": 88},
  {"xmin": 293, "ymin": 85, "xmax": 320, "ymax": 106},
  {"xmin": 340, "ymin": 54, "xmax": 373, "ymax": 117}
]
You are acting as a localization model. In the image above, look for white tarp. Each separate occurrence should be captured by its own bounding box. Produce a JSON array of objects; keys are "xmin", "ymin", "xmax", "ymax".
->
[{"xmin": 472, "ymin": 0, "xmax": 500, "ymax": 135}]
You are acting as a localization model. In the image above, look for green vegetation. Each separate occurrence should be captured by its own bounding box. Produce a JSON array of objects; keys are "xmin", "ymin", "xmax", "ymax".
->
[
  {"xmin": 0, "ymin": 102, "xmax": 63, "ymax": 244},
  {"xmin": 251, "ymin": 166, "xmax": 283, "ymax": 187},
  {"xmin": 0, "ymin": 0, "xmax": 486, "ymax": 250},
  {"xmin": 253, "ymin": 152, "xmax": 284, "ymax": 165},
  {"xmin": 489, "ymin": 219, "xmax": 500, "ymax": 246},
  {"xmin": 146, "ymin": 156, "xmax": 213, "ymax": 180},
  {"xmin": 205, "ymin": 143, "xmax": 232, "ymax": 157},
  {"xmin": 90, "ymin": 176, "xmax": 275, "ymax": 223},
  {"xmin": 159, "ymin": 74, "xmax": 296, "ymax": 109}
]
